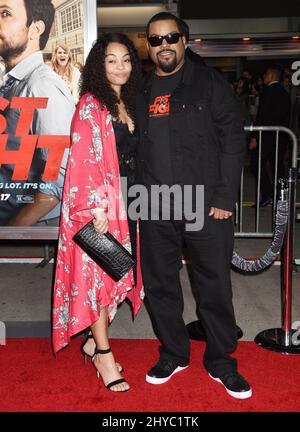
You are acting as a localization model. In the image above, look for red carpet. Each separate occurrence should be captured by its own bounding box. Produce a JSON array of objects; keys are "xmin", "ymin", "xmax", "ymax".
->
[{"xmin": 0, "ymin": 338, "xmax": 300, "ymax": 412}]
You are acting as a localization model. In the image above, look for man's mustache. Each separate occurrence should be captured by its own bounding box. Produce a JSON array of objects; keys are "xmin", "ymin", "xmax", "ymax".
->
[{"xmin": 157, "ymin": 49, "xmax": 176, "ymax": 55}]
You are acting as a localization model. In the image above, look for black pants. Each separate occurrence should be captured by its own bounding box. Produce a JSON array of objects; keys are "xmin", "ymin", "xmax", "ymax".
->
[{"xmin": 140, "ymin": 215, "xmax": 238, "ymax": 377}]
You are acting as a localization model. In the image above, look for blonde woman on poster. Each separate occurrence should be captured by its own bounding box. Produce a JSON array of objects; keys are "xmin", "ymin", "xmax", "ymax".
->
[{"xmin": 51, "ymin": 44, "xmax": 81, "ymax": 103}]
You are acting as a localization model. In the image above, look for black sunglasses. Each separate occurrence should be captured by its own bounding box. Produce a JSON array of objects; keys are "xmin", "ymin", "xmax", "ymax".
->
[{"xmin": 147, "ymin": 32, "xmax": 183, "ymax": 47}]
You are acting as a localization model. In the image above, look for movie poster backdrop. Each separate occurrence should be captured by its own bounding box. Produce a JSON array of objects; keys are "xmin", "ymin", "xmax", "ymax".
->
[{"xmin": 0, "ymin": 0, "xmax": 87, "ymax": 231}]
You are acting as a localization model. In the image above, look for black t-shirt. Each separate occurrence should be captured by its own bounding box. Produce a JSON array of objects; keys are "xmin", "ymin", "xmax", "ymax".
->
[{"xmin": 144, "ymin": 66, "xmax": 183, "ymax": 186}]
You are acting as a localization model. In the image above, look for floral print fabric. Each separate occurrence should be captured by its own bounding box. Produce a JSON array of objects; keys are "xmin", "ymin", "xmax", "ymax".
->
[{"xmin": 52, "ymin": 93, "xmax": 144, "ymax": 353}]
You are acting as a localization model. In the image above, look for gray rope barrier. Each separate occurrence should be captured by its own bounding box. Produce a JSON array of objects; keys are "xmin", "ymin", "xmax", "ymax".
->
[{"xmin": 232, "ymin": 199, "xmax": 289, "ymax": 272}]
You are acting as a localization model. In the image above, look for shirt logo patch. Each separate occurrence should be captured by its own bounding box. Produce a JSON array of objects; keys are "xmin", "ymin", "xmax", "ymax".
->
[{"xmin": 149, "ymin": 94, "xmax": 171, "ymax": 117}]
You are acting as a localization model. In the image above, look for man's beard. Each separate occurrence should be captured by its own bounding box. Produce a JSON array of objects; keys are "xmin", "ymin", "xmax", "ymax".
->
[
  {"xmin": 0, "ymin": 39, "xmax": 28, "ymax": 63},
  {"xmin": 157, "ymin": 51, "xmax": 178, "ymax": 73}
]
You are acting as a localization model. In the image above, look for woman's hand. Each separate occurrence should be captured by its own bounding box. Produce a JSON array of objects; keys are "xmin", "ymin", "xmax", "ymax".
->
[{"xmin": 91, "ymin": 208, "xmax": 109, "ymax": 234}]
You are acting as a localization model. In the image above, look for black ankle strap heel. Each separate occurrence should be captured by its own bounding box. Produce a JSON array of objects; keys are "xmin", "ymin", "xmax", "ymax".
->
[
  {"xmin": 92, "ymin": 347, "xmax": 129, "ymax": 392},
  {"xmin": 80, "ymin": 330, "xmax": 94, "ymax": 365},
  {"xmin": 94, "ymin": 347, "xmax": 111, "ymax": 355},
  {"xmin": 92, "ymin": 347, "xmax": 112, "ymax": 364}
]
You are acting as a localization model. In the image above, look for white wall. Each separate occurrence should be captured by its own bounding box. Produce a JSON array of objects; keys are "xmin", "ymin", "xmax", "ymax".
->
[{"xmin": 98, "ymin": 5, "xmax": 168, "ymax": 28}]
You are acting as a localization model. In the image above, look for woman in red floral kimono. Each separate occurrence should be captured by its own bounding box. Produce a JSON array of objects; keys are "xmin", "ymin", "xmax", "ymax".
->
[{"xmin": 52, "ymin": 34, "xmax": 144, "ymax": 392}]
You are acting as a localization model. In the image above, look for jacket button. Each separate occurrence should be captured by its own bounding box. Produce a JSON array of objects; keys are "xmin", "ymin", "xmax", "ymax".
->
[
  {"xmin": 144, "ymin": 130, "xmax": 148, "ymax": 135},
  {"xmin": 198, "ymin": 105, "xmax": 203, "ymax": 110}
]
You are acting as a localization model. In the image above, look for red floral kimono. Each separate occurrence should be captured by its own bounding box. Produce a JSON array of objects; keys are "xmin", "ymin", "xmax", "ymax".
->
[{"xmin": 52, "ymin": 93, "xmax": 144, "ymax": 353}]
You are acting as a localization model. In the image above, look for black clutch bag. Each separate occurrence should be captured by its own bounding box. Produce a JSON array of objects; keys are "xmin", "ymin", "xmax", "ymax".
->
[{"xmin": 73, "ymin": 220, "xmax": 135, "ymax": 282}]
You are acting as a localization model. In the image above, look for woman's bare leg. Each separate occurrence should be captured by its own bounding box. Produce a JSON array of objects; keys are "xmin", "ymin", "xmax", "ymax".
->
[
  {"xmin": 91, "ymin": 307, "xmax": 129, "ymax": 392},
  {"xmin": 81, "ymin": 329, "xmax": 123, "ymax": 373}
]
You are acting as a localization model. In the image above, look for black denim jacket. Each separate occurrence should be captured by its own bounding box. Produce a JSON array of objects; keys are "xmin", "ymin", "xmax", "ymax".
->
[{"xmin": 136, "ymin": 57, "xmax": 246, "ymax": 212}]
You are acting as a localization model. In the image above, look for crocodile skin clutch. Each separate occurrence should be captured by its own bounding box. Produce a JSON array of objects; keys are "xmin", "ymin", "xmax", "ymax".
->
[{"xmin": 73, "ymin": 221, "xmax": 135, "ymax": 281}]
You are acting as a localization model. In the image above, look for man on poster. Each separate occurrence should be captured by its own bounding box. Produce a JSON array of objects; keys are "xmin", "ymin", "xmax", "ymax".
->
[{"xmin": 0, "ymin": 0, "xmax": 74, "ymax": 226}]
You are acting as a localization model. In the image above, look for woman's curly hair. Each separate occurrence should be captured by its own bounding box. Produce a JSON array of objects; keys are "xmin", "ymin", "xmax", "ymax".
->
[{"xmin": 80, "ymin": 33, "xmax": 141, "ymax": 121}]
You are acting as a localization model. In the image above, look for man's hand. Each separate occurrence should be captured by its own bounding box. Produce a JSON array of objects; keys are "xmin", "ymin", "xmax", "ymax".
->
[
  {"xmin": 209, "ymin": 207, "xmax": 232, "ymax": 220},
  {"xmin": 91, "ymin": 208, "xmax": 109, "ymax": 234},
  {"xmin": 249, "ymin": 137, "xmax": 257, "ymax": 150}
]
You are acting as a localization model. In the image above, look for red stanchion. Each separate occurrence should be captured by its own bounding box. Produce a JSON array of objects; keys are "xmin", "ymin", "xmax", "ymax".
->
[{"xmin": 255, "ymin": 168, "xmax": 300, "ymax": 353}]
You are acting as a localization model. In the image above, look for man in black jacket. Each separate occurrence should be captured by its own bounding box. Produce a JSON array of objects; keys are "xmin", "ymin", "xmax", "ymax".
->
[
  {"xmin": 249, "ymin": 64, "xmax": 291, "ymax": 207},
  {"xmin": 136, "ymin": 12, "xmax": 250, "ymax": 399}
]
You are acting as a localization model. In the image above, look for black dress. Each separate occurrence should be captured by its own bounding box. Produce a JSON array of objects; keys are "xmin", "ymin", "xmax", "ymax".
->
[{"xmin": 112, "ymin": 121, "xmax": 137, "ymax": 279}]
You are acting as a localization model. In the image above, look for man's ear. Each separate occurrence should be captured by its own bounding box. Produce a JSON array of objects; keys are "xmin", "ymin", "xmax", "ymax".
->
[{"xmin": 29, "ymin": 20, "xmax": 45, "ymax": 44}]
